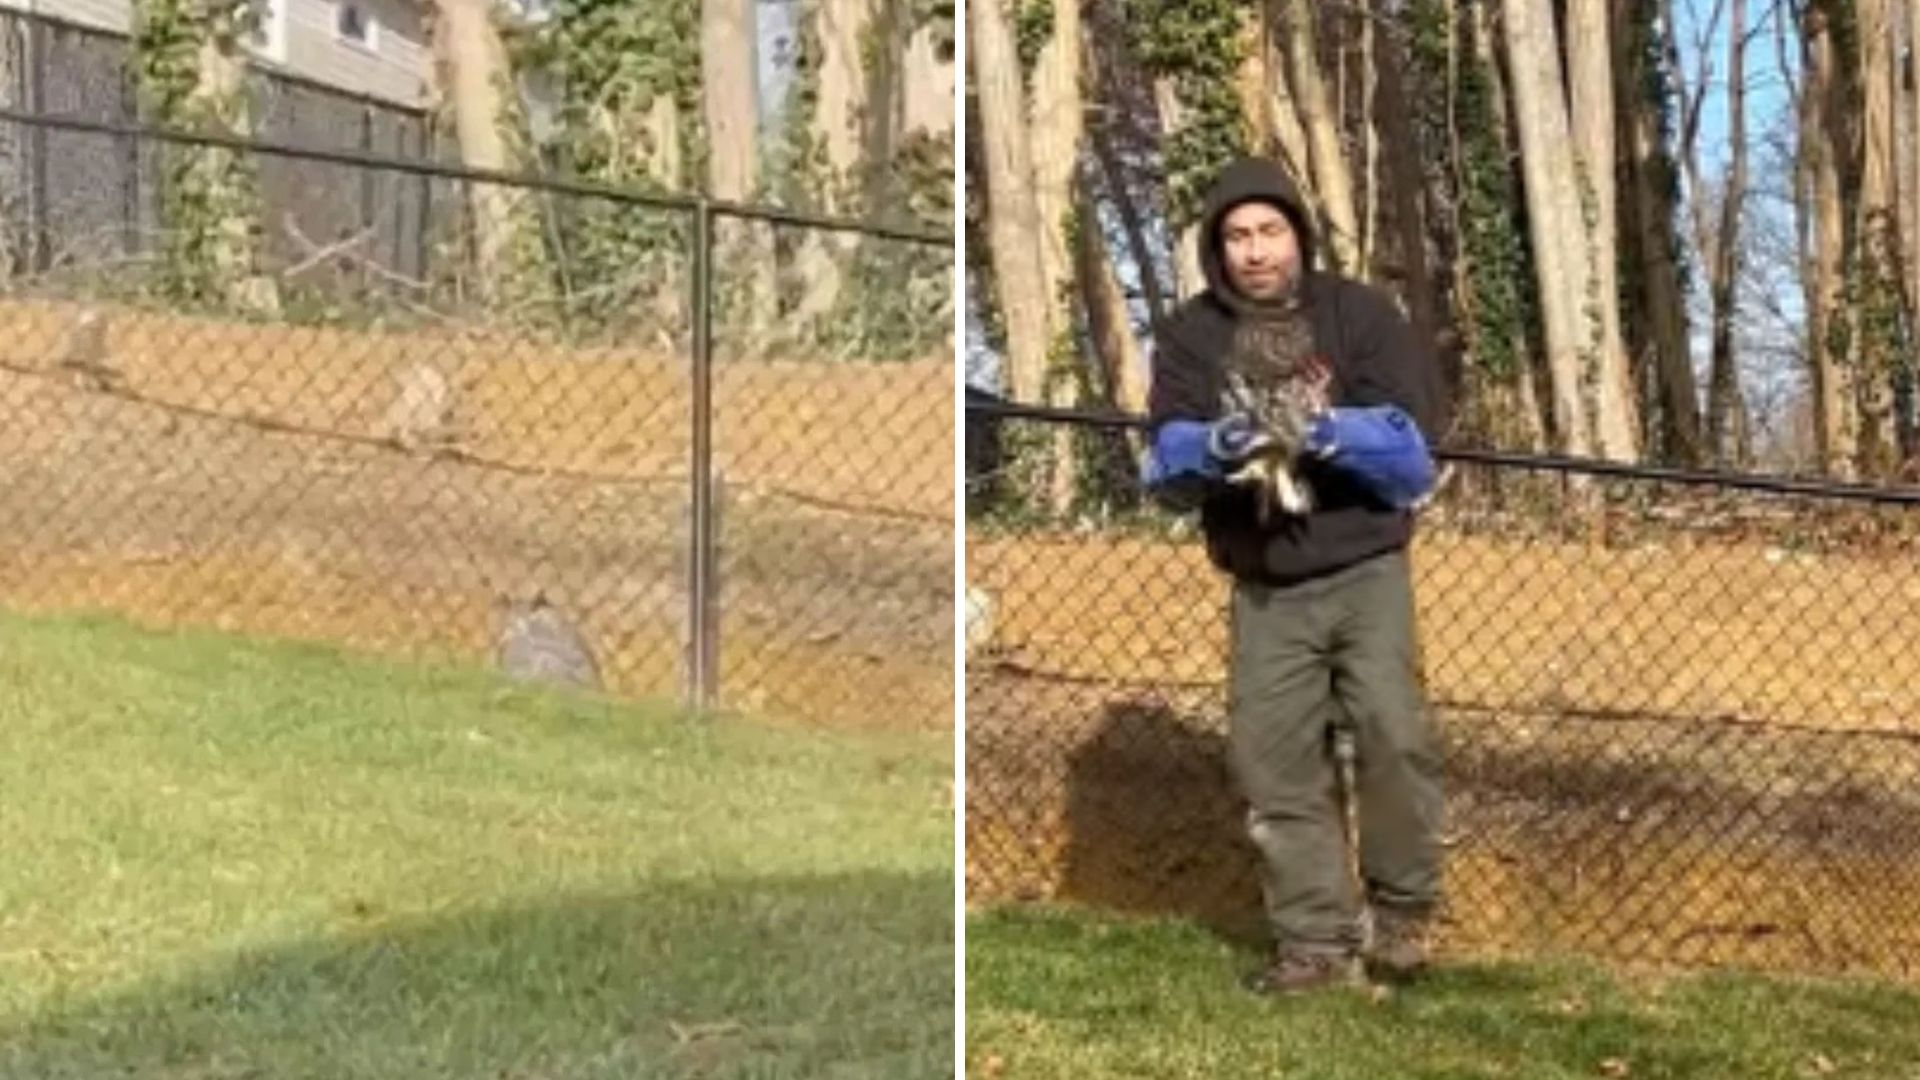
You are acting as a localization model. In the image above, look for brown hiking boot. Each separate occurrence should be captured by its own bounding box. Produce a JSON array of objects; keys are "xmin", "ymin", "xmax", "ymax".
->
[
  {"xmin": 1364, "ymin": 910, "xmax": 1432, "ymax": 982},
  {"xmin": 1244, "ymin": 947, "xmax": 1363, "ymax": 996}
]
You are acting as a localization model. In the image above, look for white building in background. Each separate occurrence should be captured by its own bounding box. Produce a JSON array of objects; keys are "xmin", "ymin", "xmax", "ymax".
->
[{"xmin": 1, "ymin": 0, "xmax": 433, "ymax": 109}]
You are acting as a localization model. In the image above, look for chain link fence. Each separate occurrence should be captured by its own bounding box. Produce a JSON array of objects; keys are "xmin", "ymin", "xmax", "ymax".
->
[
  {"xmin": 966, "ymin": 405, "xmax": 1920, "ymax": 981},
  {"xmin": 0, "ymin": 107, "xmax": 953, "ymax": 731}
]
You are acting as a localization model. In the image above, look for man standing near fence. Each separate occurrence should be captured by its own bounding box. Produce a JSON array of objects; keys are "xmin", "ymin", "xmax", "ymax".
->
[{"xmin": 1143, "ymin": 157, "xmax": 1447, "ymax": 994}]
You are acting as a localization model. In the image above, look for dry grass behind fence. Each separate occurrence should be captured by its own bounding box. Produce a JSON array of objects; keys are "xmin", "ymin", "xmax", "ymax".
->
[{"xmin": 0, "ymin": 298, "xmax": 954, "ymax": 730}]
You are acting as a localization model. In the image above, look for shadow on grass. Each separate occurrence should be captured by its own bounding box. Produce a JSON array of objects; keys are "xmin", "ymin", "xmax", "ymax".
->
[{"xmin": 1, "ymin": 871, "xmax": 952, "ymax": 1080}]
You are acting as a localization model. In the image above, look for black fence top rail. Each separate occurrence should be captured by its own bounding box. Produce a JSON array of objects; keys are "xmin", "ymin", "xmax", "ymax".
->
[
  {"xmin": 0, "ymin": 107, "xmax": 950, "ymax": 246},
  {"xmin": 967, "ymin": 397, "xmax": 1920, "ymax": 507}
]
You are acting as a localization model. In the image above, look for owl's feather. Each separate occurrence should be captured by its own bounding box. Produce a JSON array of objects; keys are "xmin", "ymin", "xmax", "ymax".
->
[{"xmin": 1220, "ymin": 312, "xmax": 1331, "ymax": 521}]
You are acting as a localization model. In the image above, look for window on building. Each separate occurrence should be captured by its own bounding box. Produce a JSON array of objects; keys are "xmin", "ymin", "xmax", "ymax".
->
[
  {"xmin": 247, "ymin": 0, "xmax": 288, "ymax": 61},
  {"xmin": 512, "ymin": 0, "xmax": 555, "ymax": 23},
  {"xmin": 336, "ymin": 1, "xmax": 380, "ymax": 49}
]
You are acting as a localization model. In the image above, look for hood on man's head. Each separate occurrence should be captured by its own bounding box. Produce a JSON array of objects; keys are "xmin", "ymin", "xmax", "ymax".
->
[{"xmin": 1196, "ymin": 157, "xmax": 1317, "ymax": 308}]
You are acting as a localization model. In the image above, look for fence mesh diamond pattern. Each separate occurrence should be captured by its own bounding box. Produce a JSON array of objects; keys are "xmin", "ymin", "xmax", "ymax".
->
[
  {"xmin": 967, "ymin": 409, "xmax": 1920, "ymax": 982},
  {"xmin": 0, "ymin": 108, "xmax": 953, "ymax": 731}
]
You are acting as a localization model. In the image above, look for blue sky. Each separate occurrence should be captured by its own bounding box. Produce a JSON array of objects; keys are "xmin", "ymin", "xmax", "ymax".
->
[
  {"xmin": 1672, "ymin": 0, "xmax": 1810, "ymax": 435},
  {"xmin": 1675, "ymin": 0, "xmax": 1796, "ymax": 176}
]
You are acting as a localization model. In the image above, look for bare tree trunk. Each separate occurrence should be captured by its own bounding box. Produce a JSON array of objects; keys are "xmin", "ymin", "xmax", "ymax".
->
[
  {"xmin": 1907, "ymin": 0, "xmax": 1920, "ymax": 325},
  {"xmin": 1567, "ymin": 0, "xmax": 1640, "ymax": 460},
  {"xmin": 1029, "ymin": 0, "xmax": 1086, "ymax": 510},
  {"xmin": 1236, "ymin": 7, "xmax": 1275, "ymax": 154},
  {"xmin": 902, "ymin": 23, "xmax": 955, "ymax": 141},
  {"xmin": 1503, "ymin": 0, "xmax": 1595, "ymax": 457},
  {"xmin": 1260, "ymin": 21, "xmax": 1316, "ymax": 198},
  {"xmin": 1373, "ymin": 8, "xmax": 1437, "ymax": 344},
  {"xmin": 860, "ymin": 0, "xmax": 910, "ymax": 207},
  {"xmin": 1277, "ymin": 0, "xmax": 1360, "ymax": 275},
  {"xmin": 1028, "ymin": 0, "xmax": 1083, "ymax": 318},
  {"xmin": 1078, "ymin": 174, "xmax": 1148, "ymax": 416},
  {"xmin": 1468, "ymin": 0, "xmax": 1548, "ymax": 450},
  {"xmin": 432, "ymin": 0, "xmax": 527, "ymax": 307},
  {"xmin": 1704, "ymin": 0, "xmax": 1752, "ymax": 465},
  {"xmin": 792, "ymin": 0, "xmax": 875, "ymax": 325},
  {"xmin": 643, "ymin": 95, "xmax": 684, "ymax": 189},
  {"xmin": 972, "ymin": 0, "xmax": 1052, "ymax": 404},
  {"xmin": 1804, "ymin": 2, "xmax": 1859, "ymax": 476},
  {"xmin": 1359, "ymin": 0, "xmax": 1378, "ymax": 277},
  {"xmin": 702, "ymin": 0, "xmax": 774, "ymax": 338},
  {"xmin": 205, "ymin": 40, "xmax": 274, "ymax": 310},
  {"xmin": 1619, "ymin": 0, "xmax": 1701, "ymax": 464},
  {"xmin": 1667, "ymin": 0, "xmax": 1737, "ymax": 457},
  {"xmin": 1791, "ymin": 4, "xmax": 1815, "ymax": 464},
  {"xmin": 640, "ymin": 92, "xmax": 686, "ymax": 331},
  {"xmin": 1857, "ymin": 0, "xmax": 1901, "ymax": 474},
  {"xmin": 1905, "ymin": 0, "xmax": 1920, "ymax": 465},
  {"xmin": 701, "ymin": 0, "xmax": 760, "ymax": 206},
  {"xmin": 1154, "ymin": 78, "xmax": 1206, "ymax": 300},
  {"xmin": 817, "ymin": 0, "xmax": 873, "ymax": 195},
  {"xmin": 1087, "ymin": 26, "xmax": 1169, "ymax": 326},
  {"xmin": 0, "ymin": 31, "xmax": 16, "ymax": 277}
]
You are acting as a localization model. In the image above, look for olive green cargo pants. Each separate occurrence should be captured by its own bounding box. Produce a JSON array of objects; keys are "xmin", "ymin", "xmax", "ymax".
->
[{"xmin": 1227, "ymin": 550, "xmax": 1444, "ymax": 952}]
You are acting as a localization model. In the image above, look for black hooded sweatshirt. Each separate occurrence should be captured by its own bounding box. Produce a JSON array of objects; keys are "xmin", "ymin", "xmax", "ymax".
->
[{"xmin": 1147, "ymin": 157, "xmax": 1445, "ymax": 587}]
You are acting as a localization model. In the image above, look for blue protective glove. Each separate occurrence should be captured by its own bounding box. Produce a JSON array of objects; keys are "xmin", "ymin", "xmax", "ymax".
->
[
  {"xmin": 1142, "ymin": 415, "xmax": 1258, "ymax": 512},
  {"xmin": 1205, "ymin": 413, "xmax": 1275, "ymax": 464},
  {"xmin": 1301, "ymin": 404, "xmax": 1436, "ymax": 510}
]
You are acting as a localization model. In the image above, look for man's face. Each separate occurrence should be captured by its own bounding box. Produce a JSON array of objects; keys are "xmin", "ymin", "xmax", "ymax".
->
[{"xmin": 1219, "ymin": 201, "xmax": 1300, "ymax": 301}]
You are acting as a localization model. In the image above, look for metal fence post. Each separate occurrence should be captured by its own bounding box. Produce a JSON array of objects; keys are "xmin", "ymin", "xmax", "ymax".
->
[
  {"xmin": 359, "ymin": 105, "xmax": 376, "ymax": 235},
  {"xmin": 25, "ymin": 12, "xmax": 48, "ymax": 272},
  {"xmin": 415, "ymin": 122, "xmax": 433, "ymax": 280},
  {"xmin": 687, "ymin": 200, "xmax": 718, "ymax": 714},
  {"xmin": 120, "ymin": 65, "xmax": 140, "ymax": 255}
]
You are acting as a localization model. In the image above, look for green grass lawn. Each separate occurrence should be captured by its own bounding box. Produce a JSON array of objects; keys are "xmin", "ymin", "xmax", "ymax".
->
[
  {"xmin": 967, "ymin": 908, "xmax": 1920, "ymax": 1080},
  {"xmin": 0, "ymin": 611, "xmax": 954, "ymax": 1079}
]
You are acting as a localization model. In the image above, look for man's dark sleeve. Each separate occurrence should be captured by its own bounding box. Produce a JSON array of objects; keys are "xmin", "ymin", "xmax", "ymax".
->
[
  {"xmin": 1339, "ymin": 283, "xmax": 1446, "ymax": 440},
  {"xmin": 1146, "ymin": 317, "xmax": 1214, "ymax": 433},
  {"xmin": 1142, "ymin": 314, "xmax": 1231, "ymax": 514}
]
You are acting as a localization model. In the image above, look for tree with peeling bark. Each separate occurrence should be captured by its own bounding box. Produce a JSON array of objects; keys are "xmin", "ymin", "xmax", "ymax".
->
[
  {"xmin": 1566, "ymin": 0, "xmax": 1640, "ymax": 461},
  {"xmin": 790, "ymin": 0, "xmax": 881, "ymax": 327},
  {"xmin": 1027, "ymin": 0, "xmax": 1085, "ymax": 333},
  {"xmin": 702, "ymin": 0, "xmax": 775, "ymax": 338},
  {"xmin": 1854, "ymin": 0, "xmax": 1906, "ymax": 474},
  {"xmin": 1028, "ymin": 0, "xmax": 1088, "ymax": 510},
  {"xmin": 1275, "ymin": 0, "xmax": 1360, "ymax": 276},
  {"xmin": 970, "ymin": 0, "xmax": 1053, "ymax": 406},
  {"xmin": 1907, "ymin": 0, "xmax": 1920, "ymax": 352},
  {"xmin": 1080, "ymin": 11, "xmax": 1156, "ymax": 414},
  {"xmin": 1801, "ymin": 0, "xmax": 1861, "ymax": 476},
  {"xmin": 1617, "ymin": 0, "xmax": 1701, "ymax": 464},
  {"xmin": 1084, "ymin": 22, "xmax": 1171, "ymax": 329},
  {"xmin": 969, "ymin": 0, "xmax": 1086, "ymax": 510},
  {"xmin": 427, "ymin": 0, "xmax": 542, "ymax": 309},
  {"xmin": 1502, "ymin": 0, "xmax": 1599, "ymax": 457},
  {"xmin": 1077, "ymin": 167, "xmax": 1149, "ymax": 416},
  {"xmin": 1366, "ymin": 0, "xmax": 1437, "ymax": 339},
  {"xmin": 0, "ymin": 36, "xmax": 22, "ymax": 277}
]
